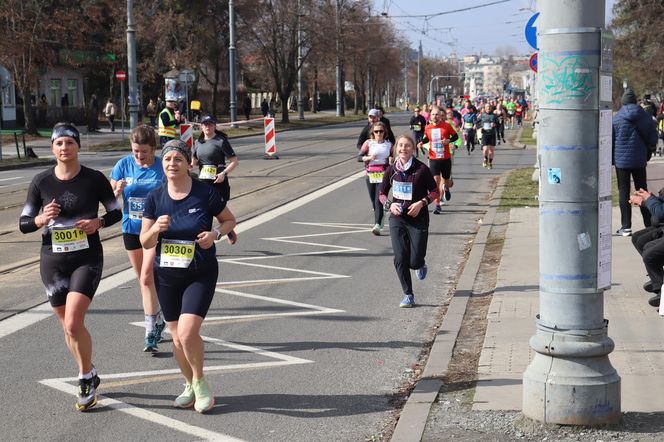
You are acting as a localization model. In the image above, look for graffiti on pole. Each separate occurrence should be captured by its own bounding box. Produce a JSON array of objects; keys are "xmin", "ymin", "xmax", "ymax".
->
[{"xmin": 540, "ymin": 53, "xmax": 596, "ymax": 105}]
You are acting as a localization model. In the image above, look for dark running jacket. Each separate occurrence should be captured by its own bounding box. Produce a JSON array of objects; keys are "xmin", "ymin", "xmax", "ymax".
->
[{"xmin": 612, "ymin": 103, "xmax": 658, "ymax": 169}]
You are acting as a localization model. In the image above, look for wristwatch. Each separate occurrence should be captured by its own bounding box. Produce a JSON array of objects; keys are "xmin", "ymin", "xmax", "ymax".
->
[{"xmin": 214, "ymin": 228, "xmax": 222, "ymax": 241}]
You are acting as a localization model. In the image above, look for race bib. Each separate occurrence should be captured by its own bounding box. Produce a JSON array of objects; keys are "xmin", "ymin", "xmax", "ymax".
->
[
  {"xmin": 411, "ymin": 123, "xmax": 421, "ymax": 131},
  {"xmin": 368, "ymin": 171, "xmax": 385, "ymax": 184},
  {"xmin": 51, "ymin": 227, "xmax": 89, "ymax": 253},
  {"xmin": 483, "ymin": 122, "xmax": 492, "ymax": 130},
  {"xmin": 431, "ymin": 128, "xmax": 445, "ymax": 158},
  {"xmin": 393, "ymin": 180, "xmax": 413, "ymax": 201},
  {"xmin": 160, "ymin": 239, "xmax": 195, "ymax": 268},
  {"xmin": 199, "ymin": 165, "xmax": 217, "ymax": 180},
  {"xmin": 128, "ymin": 197, "xmax": 146, "ymax": 219},
  {"xmin": 464, "ymin": 122, "xmax": 473, "ymax": 129}
]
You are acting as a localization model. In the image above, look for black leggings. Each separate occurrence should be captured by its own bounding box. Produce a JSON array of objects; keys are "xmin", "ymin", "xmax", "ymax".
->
[
  {"xmin": 389, "ymin": 216, "xmax": 428, "ymax": 295},
  {"xmin": 615, "ymin": 167, "xmax": 650, "ymax": 230},
  {"xmin": 155, "ymin": 263, "xmax": 218, "ymax": 321},
  {"xmin": 40, "ymin": 246, "xmax": 104, "ymax": 307},
  {"xmin": 365, "ymin": 177, "xmax": 384, "ymax": 225},
  {"xmin": 465, "ymin": 129, "xmax": 476, "ymax": 152}
]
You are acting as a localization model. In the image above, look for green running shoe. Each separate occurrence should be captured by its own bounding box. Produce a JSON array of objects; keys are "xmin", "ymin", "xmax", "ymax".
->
[
  {"xmin": 193, "ymin": 377, "xmax": 215, "ymax": 413},
  {"xmin": 173, "ymin": 383, "xmax": 195, "ymax": 408}
]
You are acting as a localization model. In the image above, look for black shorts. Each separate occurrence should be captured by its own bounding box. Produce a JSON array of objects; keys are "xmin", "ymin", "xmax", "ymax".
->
[
  {"xmin": 155, "ymin": 263, "xmax": 218, "ymax": 321},
  {"xmin": 201, "ymin": 178, "xmax": 230, "ymax": 203},
  {"xmin": 40, "ymin": 246, "xmax": 104, "ymax": 307},
  {"xmin": 123, "ymin": 233, "xmax": 142, "ymax": 251},
  {"xmin": 428, "ymin": 158, "xmax": 452, "ymax": 180},
  {"xmin": 482, "ymin": 132, "xmax": 497, "ymax": 146}
]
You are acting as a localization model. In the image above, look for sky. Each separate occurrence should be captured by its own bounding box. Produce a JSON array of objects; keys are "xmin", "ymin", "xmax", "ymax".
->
[{"xmin": 374, "ymin": 0, "xmax": 617, "ymax": 57}]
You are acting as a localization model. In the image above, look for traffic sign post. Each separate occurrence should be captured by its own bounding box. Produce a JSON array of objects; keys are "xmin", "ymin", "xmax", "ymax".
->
[{"xmin": 117, "ymin": 71, "xmax": 126, "ymax": 141}]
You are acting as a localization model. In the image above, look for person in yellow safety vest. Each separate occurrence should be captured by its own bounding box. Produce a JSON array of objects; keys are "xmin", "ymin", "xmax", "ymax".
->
[{"xmin": 158, "ymin": 100, "xmax": 183, "ymax": 148}]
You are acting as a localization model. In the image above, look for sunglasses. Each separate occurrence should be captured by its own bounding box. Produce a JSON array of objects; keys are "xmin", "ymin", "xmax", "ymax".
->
[{"xmin": 373, "ymin": 130, "xmax": 384, "ymax": 133}]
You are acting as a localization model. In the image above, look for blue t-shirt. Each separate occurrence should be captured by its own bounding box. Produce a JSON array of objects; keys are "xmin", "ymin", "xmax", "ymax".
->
[
  {"xmin": 143, "ymin": 179, "xmax": 225, "ymax": 270},
  {"xmin": 111, "ymin": 155, "xmax": 165, "ymax": 235}
]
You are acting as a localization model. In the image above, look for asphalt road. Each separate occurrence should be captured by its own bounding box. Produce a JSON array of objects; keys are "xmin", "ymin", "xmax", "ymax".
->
[{"xmin": 0, "ymin": 116, "xmax": 534, "ymax": 441}]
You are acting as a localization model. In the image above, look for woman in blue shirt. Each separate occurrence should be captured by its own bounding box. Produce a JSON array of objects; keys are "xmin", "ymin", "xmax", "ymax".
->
[
  {"xmin": 111, "ymin": 126, "xmax": 166, "ymax": 352},
  {"xmin": 141, "ymin": 139, "xmax": 236, "ymax": 413}
]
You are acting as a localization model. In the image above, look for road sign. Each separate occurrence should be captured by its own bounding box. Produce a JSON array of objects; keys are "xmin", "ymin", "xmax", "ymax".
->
[
  {"xmin": 529, "ymin": 53, "xmax": 538, "ymax": 73},
  {"xmin": 178, "ymin": 69, "xmax": 196, "ymax": 84},
  {"xmin": 116, "ymin": 70, "xmax": 126, "ymax": 81},
  {"xmin": 525, "ymin": 12, "xmax": 540, "ymax": 51}
]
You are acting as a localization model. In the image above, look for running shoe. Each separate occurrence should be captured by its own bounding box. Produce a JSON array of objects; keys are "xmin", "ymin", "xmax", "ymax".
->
[
  {"xmin": 143, "ymin": 332, "xmax": 158, "ymax": 353},
  {"xmin": 488, "ymin": 161, "xmax": 493, "ymax": 170},
  {"xmin": 174, "ymin": 383, "xmax": 195, "ymax": 408},
  {"xmin": 415, "ymin": 264, "xmax": 428, "ymax": 281},
  {"xmin": 482, "ymin": 160, "xmax": 488, "ymax": 168},
  {"xmin": 399, "ymin": 294, "xmax": 415, "ymax": 308},
  {"xmin": 649, "ymin": 294, "xmax": 661, "ymax": 307},
  {"xmin": 644, "ymin": 280, "xmax": 655, "ymax": 293},
  {"xmin": 154, "ymin": 320, "xmax": 166, "ymax": 343},
  {"xmin": 503, "ymin": 138, "xmax": 506, "ymax": 143},
  {"xmin": 371, "ymin": 224, "xmax": 381, "ymax": 236},
  {"xmin": 616, "ymin": 228, "xmax": 632, "ymax": 237},
  {"xmin": 444, "ymin": 187, "xmax": 452, "ymax": 202},
  {"xmin": 193, "ymin": 377, "xmax": 215, "ymax": 413},
  {"xmin": 75, "ymin": 374, "xmax": 101, "ymax": 412},
  {"xmin": 433, "ymin": 205, "xmax": 442, "ymax": 215}
]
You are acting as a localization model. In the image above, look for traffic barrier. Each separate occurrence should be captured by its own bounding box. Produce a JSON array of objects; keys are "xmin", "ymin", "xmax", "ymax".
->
[
  {"xmin": 263, "ymin": 117, "xmax": 279, "ymax": 160},
  {"xmin": 180, "ymin": 123, "xmax": 193, "ymax": 150}
]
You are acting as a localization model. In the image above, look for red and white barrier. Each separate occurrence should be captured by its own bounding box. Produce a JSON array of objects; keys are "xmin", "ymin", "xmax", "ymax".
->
[
  {"xmin": 263, "ymin": 117, "xmax": 279, "ymax": 159},
  {"xmin": 180, "ymin": 123, "xmax": 193, "ymax": 150}
]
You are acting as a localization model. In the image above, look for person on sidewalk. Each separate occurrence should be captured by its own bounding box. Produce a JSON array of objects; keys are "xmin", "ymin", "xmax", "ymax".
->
[
  {"xmin": 104, "ymin": 98, "xmax": 116, "ymax": 132},
  {"xmin": 158, "ymin": 99, "xmax": 183, "ymax": 149},
  {"xmin": 379, "ymin": 134, "xmax": 439, "ymax": 308},
  {"xmin": 612, "ymin": 88, "xmax": 658, "ymax": 236},
  {"xmin": 629, "ymin": 187, "xmax": 664, "ymax": 307}
]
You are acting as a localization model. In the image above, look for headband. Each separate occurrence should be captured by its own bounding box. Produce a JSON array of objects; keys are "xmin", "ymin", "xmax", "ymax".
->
[
  {"xmin": 162, "ymin": 139, "xmax": 191, "ymax": 163},
  {"xmin": 51, "ymin": 124, "xmax": 80, "ymax": 146}
]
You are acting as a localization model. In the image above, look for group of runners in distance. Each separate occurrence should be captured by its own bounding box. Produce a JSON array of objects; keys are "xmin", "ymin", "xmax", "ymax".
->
[{"xmin": 20, "ymin": 95, "xmax": 527, "ymax": 413}]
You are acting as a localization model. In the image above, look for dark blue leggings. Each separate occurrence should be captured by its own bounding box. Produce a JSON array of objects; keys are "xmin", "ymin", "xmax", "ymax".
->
[{"xmin": 155, "ymin": 264, "xmax": 218, "ymax": 321}]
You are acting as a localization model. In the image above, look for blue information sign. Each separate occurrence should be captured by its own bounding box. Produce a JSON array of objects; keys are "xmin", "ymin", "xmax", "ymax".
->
[{"xmin": 525, "ymin": 12, "xmax": 540, "ymax": 51}]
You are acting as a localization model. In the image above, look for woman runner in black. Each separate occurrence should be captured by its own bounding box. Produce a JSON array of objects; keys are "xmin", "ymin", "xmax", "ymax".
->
[{"xmin": 19, "ymin": 123, "xmax": 121, "ymax": 411}]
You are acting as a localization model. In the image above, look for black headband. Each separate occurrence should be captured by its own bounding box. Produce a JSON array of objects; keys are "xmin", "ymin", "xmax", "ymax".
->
[
  {"xmin": 51, "ymin": 124, "xmax": 81, "ymax": 146},
  {"xmin": 162, "ymin": 139, "xmax": 191, "ymax": 163}
]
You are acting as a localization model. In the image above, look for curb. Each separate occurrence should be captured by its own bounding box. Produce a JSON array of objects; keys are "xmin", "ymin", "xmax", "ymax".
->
[
  {"xmin": 390, "ymin": 174, "xmax": 507, "ymax": 442},
  {"xmin": 0, "ymin": 159, "xmax": 55, "ymax": 171}
]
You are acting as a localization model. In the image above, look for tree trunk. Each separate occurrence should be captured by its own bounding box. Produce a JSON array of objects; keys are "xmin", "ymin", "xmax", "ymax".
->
[
  {"xmin": 280, "ymin": 93, "xmax": 290, "ymax": 124},
  {"xmin": 22, "ymin": 86, "xmax": 37, "ymax": 134},
  {"xmin": 212, "ymin": 57, "xmax": 220, "ymax": 117}
]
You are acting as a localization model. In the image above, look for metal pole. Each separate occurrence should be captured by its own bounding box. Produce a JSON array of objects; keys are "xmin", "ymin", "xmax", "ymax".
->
[
  {"xmin": 184, "ymin": 78, "xmax": 189, "ymax": 121},
  {"xmin": 416, "ymin": 40, "xmax": 421, "ymax": 104},
  {"xmin": 403, "ymin": 52, "xmax": 408, "ymax": 110},
  {"xmin": 126, "ymin": 0, "xmax": 139, "ymax": 128},
  {"xmin": 335, "ymin": 0, "xmax": 344, "ymax": 117},
  {"xmin": 297, "ymin": 0, "xmax": 305, "ymax": 120},
  {"xmin": 229, "ymin": 0, "xmax": 238, "ymax": 127},
  {"xmin": 522, "ymin": 0, "xmax": 620, "ymax": 425},
  {"xmin": 120, "ymin": 81, "xmax": 125, "ymax": 141}
]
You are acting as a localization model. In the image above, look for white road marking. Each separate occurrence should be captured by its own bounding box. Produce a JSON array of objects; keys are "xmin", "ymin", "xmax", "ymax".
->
[{"xmin": 0, "ymin": 176, "xmax": 20, "ymax": 182}]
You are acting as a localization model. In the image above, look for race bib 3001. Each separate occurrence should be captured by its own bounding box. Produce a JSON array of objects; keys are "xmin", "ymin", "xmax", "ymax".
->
[{"xmin": 51, "ymin": 226, "xmax": 89, "ymax": 253}]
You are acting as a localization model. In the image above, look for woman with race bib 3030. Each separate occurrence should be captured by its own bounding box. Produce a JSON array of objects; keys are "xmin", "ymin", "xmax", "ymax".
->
[
  {"xmin": 111, "ymin": 125, "xmax": 166, "ymax": 353},
  {"xmin": 19, "ymin": 123, "xmax": 121, "ymax": 411},
  {"xmin": 140, "ymin": 139, "xmax": 236, "ymax": 413},
  {"xmin": 359, "ymin": 121, "xmax": 392, "ymax": 235}
]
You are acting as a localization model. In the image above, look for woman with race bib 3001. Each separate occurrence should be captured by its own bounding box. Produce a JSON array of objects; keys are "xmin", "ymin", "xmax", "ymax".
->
[
  {"xmin": 359, "ymin": 121, "xmax": 392, "ymax": 235},
  {"xmin": 140, "ymin": 140, "xmax": 236, "ymax": 413},
  {"xmin": 111, "ymin": 125, "xmax": 166, "ymax": 353},
  {"xmin": 19, "ymin": 123, "xmax": 122, "ymax": 411},
  {"xmin": 379, "ymin": 134, "xmax": 439, "ymax": 308}
]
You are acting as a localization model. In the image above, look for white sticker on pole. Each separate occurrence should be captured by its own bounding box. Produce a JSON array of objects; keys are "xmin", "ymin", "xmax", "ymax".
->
[
  {"xmin": 264, "ymin": 117, "xmax": 276, "ymax": 156},
  {"xmin": 180, "ymin": 124, "xmax": 193, "ymax": 150}
]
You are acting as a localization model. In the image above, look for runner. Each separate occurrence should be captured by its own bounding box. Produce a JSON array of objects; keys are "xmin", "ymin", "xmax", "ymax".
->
[
  {"xmin": 359, "ymin": 121, "xmax": 393, "ymax": 235},
  {"xmin": 505, "ymin": 97, "xmax": 516, "ymax": 129},
  {"xmin": 140, "ymin": 140, "xmax": 236, "ymax": 413},
  {"xmin": 110, "ymin": 125, "xmax": 166, "ymax": 352},
  {"xmin": 19, "ymin": 123, "xmax": 122, "ymax": 411},
  {"xmin": 445, "ymin": 107, "xmax": 463, "ymax": 154},
  {"xmin": 478, "ymin": 103, "xmax": 500, "ymax": 169},
  {"xmin": 462, "ymin": 103, "xmax": 479, "ymax": 155},
  {"xmin": 379, "ymin": 134, "xmax": 439, "ymax": 308},
  {"xmin": 515, "ymin": 101, "xmax": 524, "ymax": 128},
  {"xmin": 417, "ymin": 106, "xmax": 458, "ymax": 214},
  {"xmin": 192, "ymin": 115, "xmax": 239, "ymax": 244},
  {"xmin": 495, "ymin": 98, "xmax": 508, "ymax": 144},
  {"xmin": 409, "ymin": 107, "xmax": 426, "ymax": 157}
]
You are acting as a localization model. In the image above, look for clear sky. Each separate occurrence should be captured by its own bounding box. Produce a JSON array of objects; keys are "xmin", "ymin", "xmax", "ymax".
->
[{"xmin": 375, "ymin": 0, "xmax": 617, "ymax": 57}]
